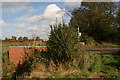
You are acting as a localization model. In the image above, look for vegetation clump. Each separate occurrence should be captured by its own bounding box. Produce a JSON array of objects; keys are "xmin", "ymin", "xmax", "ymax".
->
[{"xmin": 47, "ymin": 23, "xmax": 81, "ymax": 64}]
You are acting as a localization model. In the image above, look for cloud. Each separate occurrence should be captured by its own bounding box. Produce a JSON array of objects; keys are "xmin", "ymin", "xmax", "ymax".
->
[
  {"xmin": 29, "ymin": 26, "xmax": 39, "ymax": 31},
  {"xmin": 2, "ymin": 0, "xmax": 30, "ymax": 2},
  {"xmin": 1, "ymin": 2, "xmax": 34, "ymax": 13},
  {"xmin": 0, "ymin": 20, "xmax": 7, "ymax": 27},
  {"xmin": 14, "ymin": 4, "xmax": 67, "ymax": 39},
  {"xmin": 17, "ymin": 4, "xmax": 66, "ymax": 38},
  {"xmin": 64, "ymin": 2, "xmax": 81, "ymax": 7},
  {"xmin": 25, "ymin": 4, "xmax": 66, "ymax": 24},
  {"xmin": 64, "ymin": 0, "xmax": 81, "ymax": 10},
  {"xmin": 28, "ymin": 25, "xmax": 51, "ymax": 39},
  {"xmin": 15, "ymin": 29, "xmax": 29, "ymax": 37},
  {"xmin": 13, "ymin": 23, "xmax": 26, "ymax": 28}
]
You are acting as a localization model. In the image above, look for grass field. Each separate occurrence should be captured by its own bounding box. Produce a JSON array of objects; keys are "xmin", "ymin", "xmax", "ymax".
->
[
  {"xmin": 1, "ymin": 41, "xmax": 119, "ymax": 53},
  {"xmin": 1, "ymin": 41, "xmax": 46, "ymax": 53}
]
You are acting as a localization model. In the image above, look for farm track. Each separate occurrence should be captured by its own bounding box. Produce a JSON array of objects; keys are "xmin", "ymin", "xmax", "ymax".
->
[{"xmin": 84, "ymin": 48, "xmax": 120, "ymax": 52}]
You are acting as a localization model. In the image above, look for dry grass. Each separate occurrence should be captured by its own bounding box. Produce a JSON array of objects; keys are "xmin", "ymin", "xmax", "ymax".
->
[
  {"xmin": 28, "ymin": 63, "xmax": 50, "ymax": 78},
  {"xmin": 27, "ymin": 62, "xmax": 82, "ymax": 78}
]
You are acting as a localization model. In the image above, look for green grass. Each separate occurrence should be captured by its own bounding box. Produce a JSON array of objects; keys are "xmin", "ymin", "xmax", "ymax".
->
[
  {"xmin": 82, "ymin": 42, "xmax": 120, "ymax": 48},
  {"xmin": 63, "ymin": 73, "xmax": 90, "ymax": 78},
  {"xmin": 2, "ymin": 41, "xmax": 120, "ymax": 79}
]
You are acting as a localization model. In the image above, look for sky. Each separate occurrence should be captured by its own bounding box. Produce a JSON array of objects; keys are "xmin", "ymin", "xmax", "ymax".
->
[
  {"xmin": 0, "ymin": 2, "xmax": 80, "ymax": 39},
  {"xmin": 1, "ymin": 0, "xmax": 120, "ymax": 39}
]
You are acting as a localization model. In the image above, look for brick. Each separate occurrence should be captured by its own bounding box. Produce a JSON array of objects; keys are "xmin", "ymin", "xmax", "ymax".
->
[{"xmin": 9, "ymin": 46, "xmax": 47, "ymax": 66}]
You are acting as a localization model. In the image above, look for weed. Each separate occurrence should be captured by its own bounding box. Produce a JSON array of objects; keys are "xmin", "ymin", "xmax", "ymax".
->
[
  {"xmin": 90, "ymin": 54, "xmax": 101, "ymax": 73},
  {"xmin": 2, "ymin": 57, "xmax": 15, "ymax": 78},
  {"xmin": 63, "ymin": 73, "xmax": 74, "ymax": 78},
  {"xmin": 51, "ymin": 72, "xmax": 61, "ymax": 78}
]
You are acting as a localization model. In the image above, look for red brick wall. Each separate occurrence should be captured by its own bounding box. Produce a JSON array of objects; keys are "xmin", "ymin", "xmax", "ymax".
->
[{"xmin": 9, "ymin": 46, "xmax": 47, "ymax": 66}]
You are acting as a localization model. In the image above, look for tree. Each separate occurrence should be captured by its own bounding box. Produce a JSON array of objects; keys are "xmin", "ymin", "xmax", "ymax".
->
[
  {"xmin": 11, "ymin": 36, "xmax": 17, "ymax": 41},
  {"xmin": 18, "ymin": 37, "xmax": 23, "ymax": 41},
  {"xmin": 23, "ymin": 37, "xmax": 28, "ymax": 41},
  {"xmin": 70, "ymin": 2, "xmax": 119, "ymax": 42},
  {"xmin": 4, "ymin": 37, "xmax": 9, "ymax": 41},
  {"xmin": 35, "ymin": 37, "xmax": 40, "ymax": 41}
]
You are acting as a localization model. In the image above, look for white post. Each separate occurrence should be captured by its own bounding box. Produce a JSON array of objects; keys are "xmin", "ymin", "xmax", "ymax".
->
[
  {"xmin": 78, "ymin": 27, "xmax": 81, "ymax": 41},
  {"xmin": 62, "ymin": 16, "xmax": 64, "ymax": 27},
  {"xmin": 78, "ymin": 27, "xmax": 79, "ymax": 41}
]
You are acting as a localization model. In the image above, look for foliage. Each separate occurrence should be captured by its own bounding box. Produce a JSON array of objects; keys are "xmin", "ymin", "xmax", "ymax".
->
[
  {"xmin": 79, "ymin": 52, "xmax": 101, "ymax": 72},
  {"xmin": 3, "ymin": 36, "xmax": 42, "ymax": 42},
  {"xmin": 70, "ymin": 2, "xmax": 120, "ymax": 43},
  {"xmin": 63, "ymin": 72, "xmax": 90, "ymax": 78},
  {"xmin": 8, "ymin": 50, "xmax": 119, "ymax": 78},
  {"xmin": 23, "ymin": 37, "xmax": 29, "ymax": 41},
  {"xmin": 2, "ymin": 53, "xmax": 15, "ymax": 78},
  {"xmin": 101, "ymin": 73, "xmax": 120, "ymax": 78},
  {"xmin": 79, "ymin": 53, "xmax": 88, "ymax": 71},
  {"xmin": 35, "ymin": 37, "xmax": 40, "ymax": 41},
  {"xmin": 18, "ymin": 37, "xmax": 23, "ymax": 42},
  {"xmin": 49, "ymin": 72, "xmax": 61, "ymax": 78},
  {"xmin": 74, "ymin": 73, "xmax": 90, "ymax": 78},
  {"xmin": 4, "ymin": 36, "xmax": 17, "ymax": 42},
  {"xmin": 4, "ymin": 37, "xmax": 9, "ymax": 41},
  {"xmin": 47, "ymin": 23, "xmax": 80, "ymax": 64},
  {"xmin": 101, "ymin": 52, "xmax": 119, "ymax": 74},
  {"xmin": 11, "ymin": 36, "xmax": 17, "ymax": 41},
  {"xmin": 113, "ymin": 27, "xmax": 120, "ymax": 44},
  {"xmin": 79, "ymin": 33, "xmax": 94, "ymax": 44},
  {"xmin": 63, "ymin": 73, "xmax": 75, "ymax": 78},
  {"xmin": 90, "ymin": 54, "xmax": 101, "ymax": 73}
]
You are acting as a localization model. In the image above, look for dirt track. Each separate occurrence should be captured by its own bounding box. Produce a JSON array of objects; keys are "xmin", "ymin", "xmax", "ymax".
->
[{"xmin": 84, "ymin": 48, "xmax": 120, "ymax": 52}]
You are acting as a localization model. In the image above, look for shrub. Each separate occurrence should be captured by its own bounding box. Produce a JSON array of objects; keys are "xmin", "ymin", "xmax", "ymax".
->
[
  {"xmin": 2, "ymin": 55, "xmax": 15, "ymax": 78},
  {"xmin": 79, "ymin": 52, "xmax": 96, "ymax": 72},
  {"xmin": 101, "ymin": 54, "xmax": 118, "ymax": 74},
  {"xmin": 90, "ymin": 54, "xmax": 101, "ymax": 73},
  {"xmin": 79, "ymin": 54, "xmax": 88, "ymax": 71},
  {"xmin": 79, "ymin": 33, "xmax": 94, "ymax": 44},
  {"xmin": 47, "ymin": 23, "xmax": 80, "ymax": 64}
]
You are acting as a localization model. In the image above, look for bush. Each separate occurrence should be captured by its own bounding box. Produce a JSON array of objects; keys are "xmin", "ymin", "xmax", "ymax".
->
[
  {"xmin": 79, "ymin": 33, "xmax": 94, "ymax": 44},
  {"xmin": 101, "ymin": 54, "xmax": 118, "ymax": 74},
  {"xmin": 2, "ymin": 55, "xmax": 15, "ymax": 78},
  {"xmin": 47, "ymin": 23, "xmax": 80, "ymax": 64},
  {"xmin": 79, "ymin": 52, "xmax": 99, "ymax": 72},
  {"xmin": 79, "ymin": 53, "xmax": 88, "ymax": 71},
  {"xmin": 90, "ymin": 54, "xmax": 101, "ymax": 73}
]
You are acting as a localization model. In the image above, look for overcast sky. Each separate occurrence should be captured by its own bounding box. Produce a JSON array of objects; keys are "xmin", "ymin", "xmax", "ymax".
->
[{"xmin": 0, "ymin": 2, "xmax": 80, "ymax": 39}]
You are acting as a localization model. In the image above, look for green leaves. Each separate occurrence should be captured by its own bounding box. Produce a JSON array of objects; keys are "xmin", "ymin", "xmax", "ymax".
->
[
  {"xmin": 47, "ymin": 23, "xmax": 80, "ymax": 64},
  {"xmin": 70, "ymin": 2, "xmax": 120, "ymax": 43}
]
